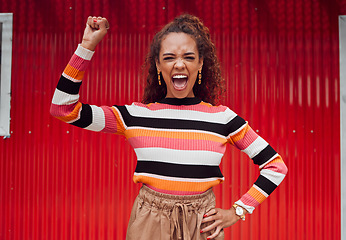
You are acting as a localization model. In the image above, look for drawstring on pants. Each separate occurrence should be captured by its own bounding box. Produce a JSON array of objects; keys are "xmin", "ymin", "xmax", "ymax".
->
[{"xmin": 170, "ymin": 202, "xmax": 191, "ymax": 240}]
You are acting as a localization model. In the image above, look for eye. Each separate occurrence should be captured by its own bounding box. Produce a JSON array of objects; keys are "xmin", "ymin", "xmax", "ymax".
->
[
  {"xmin": 163, "ymin": 57, "xmax": 174, "ymax": 61},
  {"xmin": 185, "ymin": 56, "xmax": 195, "ymax": 60}
]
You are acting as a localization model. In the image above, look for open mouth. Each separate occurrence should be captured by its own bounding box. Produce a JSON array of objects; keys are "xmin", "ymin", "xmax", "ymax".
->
[{"xmin": 172, "ymin": 75, "xmax": 188, "ymax": 90}]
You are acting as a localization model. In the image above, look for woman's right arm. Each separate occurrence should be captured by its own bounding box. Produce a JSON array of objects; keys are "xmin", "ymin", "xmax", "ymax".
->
[{"xmin": 50, "ymin": 17, "xmax": 126, "ymax": 135}]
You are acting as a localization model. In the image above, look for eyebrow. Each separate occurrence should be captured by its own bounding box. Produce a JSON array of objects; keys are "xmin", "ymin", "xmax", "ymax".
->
[{"xmin": 162, "ymin": 52, "xmax": 196, "ymax": 56}]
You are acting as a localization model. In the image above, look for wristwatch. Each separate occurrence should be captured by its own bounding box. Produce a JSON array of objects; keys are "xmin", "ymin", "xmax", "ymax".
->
[{"xmin": 232, "ymin": 204, "xmax": 246, "ymax": 221}]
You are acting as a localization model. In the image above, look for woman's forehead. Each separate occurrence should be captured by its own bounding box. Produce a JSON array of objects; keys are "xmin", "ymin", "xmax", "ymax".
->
[{"xmin": 160, "ymin": 32, "xmax": 198, "ymax": 54}]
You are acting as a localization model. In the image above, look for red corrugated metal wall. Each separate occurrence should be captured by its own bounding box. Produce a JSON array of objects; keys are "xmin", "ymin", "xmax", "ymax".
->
[{"xmin": 0, "ymin": 0, "xmax": 343, "ymax": 239}]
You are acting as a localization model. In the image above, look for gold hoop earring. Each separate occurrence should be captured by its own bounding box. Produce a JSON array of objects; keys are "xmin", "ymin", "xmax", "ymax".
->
[
  {"xmin": 158, "ymin": 71, "xmax": 161, "ymax": 85},
  {"xmin": 198, "ymin": 70, "xmax": 202, "ymax": 84}
]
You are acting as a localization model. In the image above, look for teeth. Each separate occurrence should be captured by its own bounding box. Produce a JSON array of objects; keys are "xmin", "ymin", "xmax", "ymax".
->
[{"xmin": 172, "ymin": 75, "xmax": 187, "ymax": 79}]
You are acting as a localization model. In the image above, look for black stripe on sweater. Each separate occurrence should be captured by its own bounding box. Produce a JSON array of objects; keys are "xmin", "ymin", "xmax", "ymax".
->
[
  {"xmin": 254, "ymin": 175, "xmax": 277, "ymax": 195},
  {"xmin": 226, "ymin": 116, "xmax": 246, "ymax": 135},
  {"xmin": 114, "ymin": 106, "xmax": 246, "ymax": 137},
  {"xmin": 135, "ymin": 161, "xmax": 224, "ymax": 179},
  {"xmin": 56, "ymin": 75, "xmax": 82, "ymax": 94},
  {"xmin": 252, "ymin": 145, "xmax": 277, "ymax": 166},
  {"xmin": 70, "ymin": 103, "xmax": 92, "ymax": 128}
]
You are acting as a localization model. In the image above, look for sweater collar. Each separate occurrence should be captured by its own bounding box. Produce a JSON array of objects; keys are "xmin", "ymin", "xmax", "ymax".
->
[{"xmin": 158, "ymin": 97, "xmax": 202, "ymax": 106}]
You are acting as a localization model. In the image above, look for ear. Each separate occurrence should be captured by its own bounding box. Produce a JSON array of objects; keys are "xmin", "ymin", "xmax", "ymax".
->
[
  {"xmin": 155, "ymin": 60, "xmax": 160, "ymax": 72},
  {"xmin": 198, "ymin": 57, "xmax": 203, "ymax": 71}
]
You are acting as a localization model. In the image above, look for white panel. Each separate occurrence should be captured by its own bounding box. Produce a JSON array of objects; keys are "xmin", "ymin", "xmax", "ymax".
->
[
  {"xmin": 0, "ymin": 13, "xmax": 13, "ymax": 136},
  {"xmin": 339, "ymin": 15, "xmax": 346, "ymax": 240}
]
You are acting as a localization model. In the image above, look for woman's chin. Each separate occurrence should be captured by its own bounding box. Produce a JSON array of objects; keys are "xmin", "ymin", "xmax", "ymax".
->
[
  {"xmin": 166, "ymin": 84, "xmax": 195, "ymax": 99},
  {"xmin": 168, "ymin": 91, "xmax": 194, "ymax": 99}
]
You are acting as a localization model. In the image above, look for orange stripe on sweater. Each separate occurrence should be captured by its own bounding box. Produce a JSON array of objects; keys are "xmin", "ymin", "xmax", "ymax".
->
[
  {"xmin": 247, "ymin": 186, "xmax": 267, "ymax": 204},
  {"xmin": 111, "ymin": 107, "xmax": 126, "ymax": 134},
  {"xmin": 126, "ymin": 128, "xmax": 226, "ymax": 143},
  {"xmin": 265, "ymin": 157, "xmax": 284, "ymax": 165},
  {"xmin": 227, "ymin": 123, "xmax": 250, "ymax": 145},
  {"xmin": 199, "ymin": 102, "xmax": 212, "ymax": 107},
  {"xmin": 56, "ymin": 102, "xmax": 82, "ymax": 122},
  {"xmin": 133, "ymin": 175, "xmax": 223, "ymax": 192},
  {"xmin": 64, "ymin": 64, "xmax": 85, "ymax": 80}
]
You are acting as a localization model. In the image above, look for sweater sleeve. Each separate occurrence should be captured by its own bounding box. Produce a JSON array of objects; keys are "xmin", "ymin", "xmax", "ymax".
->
[
  {"xmin": 227, "ymin": 118, "xmax": 288, "ymax": 214},
  {"xmin": 50, "ymin": 45, "xmax": 126, "ymax": 135}
]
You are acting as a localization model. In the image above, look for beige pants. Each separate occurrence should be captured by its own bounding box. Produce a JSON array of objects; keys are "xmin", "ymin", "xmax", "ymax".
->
[{"xmin": 126, "ymin": 185, "xmax": 224, "ymax": 240}]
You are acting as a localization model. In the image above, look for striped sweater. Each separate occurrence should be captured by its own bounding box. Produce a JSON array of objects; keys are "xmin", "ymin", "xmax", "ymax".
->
[{"xmin": 50, "ymin": 45, "xmax": 287, "ymax": 213}]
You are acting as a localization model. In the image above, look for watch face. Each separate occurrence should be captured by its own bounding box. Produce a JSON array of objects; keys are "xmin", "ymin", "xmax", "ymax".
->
[{"xmin": 236, "ymin": 207, "xmax": 244, "ymax": 216}]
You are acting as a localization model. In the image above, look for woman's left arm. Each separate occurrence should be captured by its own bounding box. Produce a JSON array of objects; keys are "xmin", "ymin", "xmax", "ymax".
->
[{"xmin": 201, "ymin": 118, "xmax": 288, "ymax": 239}]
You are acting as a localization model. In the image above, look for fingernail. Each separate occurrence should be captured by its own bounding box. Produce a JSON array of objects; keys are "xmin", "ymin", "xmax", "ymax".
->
[
  {"xmin": 207, "ymin": 238, "xmax": 211, "ymax": 240},
  {"xmin": 200, "ymin": 230, "xmax": 203, "ymax": 233},
  {"xmin": 93, "ymin": 19, "xmax": 97, "ymax": 22},
  {"xmin": 203, "ymin": 214, "xmax": 207, "ymax": 218}
]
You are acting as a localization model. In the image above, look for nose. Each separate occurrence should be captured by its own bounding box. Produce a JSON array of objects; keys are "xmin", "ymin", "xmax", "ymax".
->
[{"xmin": 174, "ymin": 58, "xmax": 186, "ymax": 69}]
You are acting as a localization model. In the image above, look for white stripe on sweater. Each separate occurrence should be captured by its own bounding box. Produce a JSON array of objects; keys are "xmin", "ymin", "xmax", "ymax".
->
[
  {"xmin": 52, "ymin": 88, "xmax": 79, "ymax": 105},
  {"xmin": 84, "ymin": 105, "xmax": 106, "ymax": 132},
  {"xmin": 125, "ymin": 104, "xmax": 237, "ymax": 124},
  {"xmin": 242, "ymin": 136, "xmax": 268, "ymax": 159},
  {"xmin": 260, "ymin": 169, "xmax": 286, "ymax": 186},
  {"xmin": 134, "ymin": 148, "xmax": 223, "ymax": 166},
  {"xmin": 75, "ymin": 44, "xmax": 94, "ymax": 60}
]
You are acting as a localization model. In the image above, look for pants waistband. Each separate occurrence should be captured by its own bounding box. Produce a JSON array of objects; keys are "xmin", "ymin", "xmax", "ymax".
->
[{"xmin": 141, "ymin": 184, "xmax": 214, "ymax": 201}]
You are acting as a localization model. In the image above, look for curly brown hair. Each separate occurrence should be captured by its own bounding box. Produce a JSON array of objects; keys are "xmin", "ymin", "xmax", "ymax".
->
[{"xmin": 141, "ymin": 14, "xmax": 225, "ymax": 105}]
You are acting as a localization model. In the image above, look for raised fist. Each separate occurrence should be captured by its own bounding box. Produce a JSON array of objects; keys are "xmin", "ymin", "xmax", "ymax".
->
[{"xmin": 81, "ymin": 16, "xmax": 110, "ymax": 51}]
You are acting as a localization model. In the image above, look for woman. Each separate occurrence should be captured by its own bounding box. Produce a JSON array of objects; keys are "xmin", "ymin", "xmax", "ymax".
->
[{"xmin": 51, "ymin": 14, "xmax": 287, "ymax": 240}]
